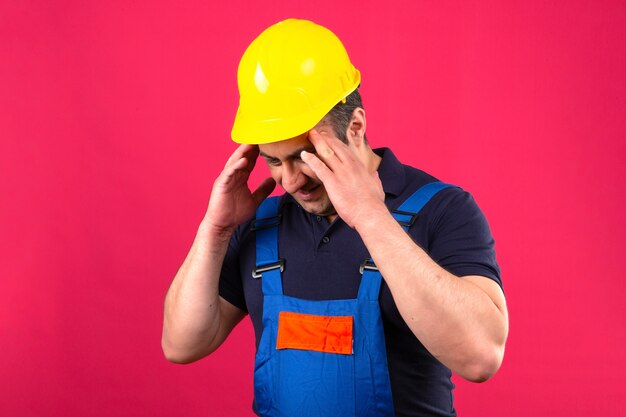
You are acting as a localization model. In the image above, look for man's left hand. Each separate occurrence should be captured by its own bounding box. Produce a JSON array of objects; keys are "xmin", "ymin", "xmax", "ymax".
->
[{"xmin": 300, "ymin": 129, "xmax": 386, "ymax": 229}]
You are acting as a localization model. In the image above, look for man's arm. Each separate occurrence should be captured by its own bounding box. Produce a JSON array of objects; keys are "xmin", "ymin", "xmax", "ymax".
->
[
  {"xmin": 301, "ymin": 131, "xmax": 508, "ymax": 382},
  {"xmin": 162, "ymin": 144, "xmax": 275, "ymax": 363},
  {"xmin": 355, "ymin": 210, "xmax": 508, "ymax": 382},
  {"xmin": 161, "ymin": 221, "xmax": 246, "ymax": 363}
]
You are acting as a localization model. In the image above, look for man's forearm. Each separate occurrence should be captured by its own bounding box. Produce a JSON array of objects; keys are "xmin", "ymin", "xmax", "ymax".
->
[
  {"xmin": 355, "ymin": 206, "xmax": 508, "ymax": 382},
  {"xmin": 161, "ymin": 220, "xmax": 242, "ymax": 363}
]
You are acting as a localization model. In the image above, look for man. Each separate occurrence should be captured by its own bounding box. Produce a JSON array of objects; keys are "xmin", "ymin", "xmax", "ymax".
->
[{"xmin": 162, "ymin": 19, "xmax": 508, "ymax": 417}]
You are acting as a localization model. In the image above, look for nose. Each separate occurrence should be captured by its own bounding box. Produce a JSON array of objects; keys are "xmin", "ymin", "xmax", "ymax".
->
[{"xmin": 281, "ymin": 163, "xmax": 304, "ymax": 193}]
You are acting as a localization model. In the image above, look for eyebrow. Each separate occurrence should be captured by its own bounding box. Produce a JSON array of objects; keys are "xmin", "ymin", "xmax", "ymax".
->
[{"xmin": 259, "ymin": 146, "xmax": 317, "ymax": 161}]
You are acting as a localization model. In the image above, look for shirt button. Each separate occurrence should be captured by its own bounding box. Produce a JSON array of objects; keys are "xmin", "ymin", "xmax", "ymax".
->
[
  {"xmin": 316, "ymin": 216, "xmax": 322, "ymax": 222},
  {"xmin": 322, "ymin": 236, "xmax": 330, "ymax": 244}
]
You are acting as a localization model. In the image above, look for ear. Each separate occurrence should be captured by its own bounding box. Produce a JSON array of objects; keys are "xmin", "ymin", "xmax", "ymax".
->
[{"xmin": 347, "ymin": 108, "xmax": 367, "ymax": 147}]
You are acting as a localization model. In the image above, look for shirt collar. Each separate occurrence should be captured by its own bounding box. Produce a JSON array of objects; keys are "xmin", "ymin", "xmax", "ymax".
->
[{"xmin": 374, "ymin": 147, "xmax": 406, "ymax": 197}]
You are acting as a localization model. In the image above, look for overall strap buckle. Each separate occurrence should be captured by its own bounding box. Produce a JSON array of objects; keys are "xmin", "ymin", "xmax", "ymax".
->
[
  {"xmin": 252, "ymin": 259, "xmax": 285, "ymax": 279},
  {"xmin": 359, "ymin": 259, "xmax": 378, "ymax": 274},
  {"xmin": 251, "ymin": 214, "xmax": 282, "ymax": 231},
  {"xmin": 391, "ymin": 209, "xmax": 419, "ymax": 228}
]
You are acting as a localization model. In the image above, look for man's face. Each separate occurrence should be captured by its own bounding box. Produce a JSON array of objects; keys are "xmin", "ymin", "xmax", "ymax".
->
[{"xmin": 258, "ymin": 132, "xmax": 335, "ymax": 217}]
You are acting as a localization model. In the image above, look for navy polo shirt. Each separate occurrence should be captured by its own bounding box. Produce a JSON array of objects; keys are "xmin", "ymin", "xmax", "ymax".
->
[{"xmin": 219, "ymin": 148, "xmax": 501, "ymax": 417}]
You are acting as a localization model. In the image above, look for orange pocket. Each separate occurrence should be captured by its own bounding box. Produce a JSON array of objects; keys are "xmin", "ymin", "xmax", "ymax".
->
[{"xmin": 276, "ymin": 311, "xmax": 353, "ymax": 355}]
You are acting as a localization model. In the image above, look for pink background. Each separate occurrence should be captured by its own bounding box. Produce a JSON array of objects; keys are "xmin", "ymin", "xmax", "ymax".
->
[{"xmin": 1, "ymin": 1, "xmax": 624, "ymax": 416}]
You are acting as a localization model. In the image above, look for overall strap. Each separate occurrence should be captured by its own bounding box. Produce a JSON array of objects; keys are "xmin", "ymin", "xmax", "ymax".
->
[
  {"xmin": 357, "ymin": 267, "xmax": 384, "ymax": 301},
  {"xmin": 358, "ymin": 181, "xmax": 456, "ymax": 301},
  {"xmin": 253, "ymin": 196, "xmax": 284, "ymax": 296},
  {"xmin": 393, "ymin": 181, "xmax": 455, "ymax": 231}
]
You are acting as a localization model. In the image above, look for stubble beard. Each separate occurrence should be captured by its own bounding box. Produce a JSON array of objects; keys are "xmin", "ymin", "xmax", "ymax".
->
[{"xmin": 292, "ymin": 186, "xmax": 336, "ymax": 218}]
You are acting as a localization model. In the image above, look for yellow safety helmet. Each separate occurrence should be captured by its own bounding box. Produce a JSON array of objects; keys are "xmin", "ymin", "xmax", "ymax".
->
[{"xmin": 231, "ymin": 19, "xmax": 361, "ymax": 144}]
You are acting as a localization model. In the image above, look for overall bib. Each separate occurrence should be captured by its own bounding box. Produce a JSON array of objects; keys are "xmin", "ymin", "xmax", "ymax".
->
[{"xmin": 252, "ymin": 182, "xmax": 454, "ymax": 417}]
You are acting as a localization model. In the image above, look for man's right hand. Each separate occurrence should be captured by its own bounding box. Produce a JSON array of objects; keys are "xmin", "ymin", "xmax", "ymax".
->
[
  {"xmin": 162, "ymin": 144, "xmax": 274, "ymax": 364},
  {"xmin": 203, "ymin": 144, "xmax": 276, "ymax": 235}
]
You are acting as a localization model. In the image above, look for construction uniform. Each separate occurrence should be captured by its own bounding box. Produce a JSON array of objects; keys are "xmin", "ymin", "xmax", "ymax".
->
[{"xmin": 219, "ymin": 148, "xmax": 502, "ymax": 417}]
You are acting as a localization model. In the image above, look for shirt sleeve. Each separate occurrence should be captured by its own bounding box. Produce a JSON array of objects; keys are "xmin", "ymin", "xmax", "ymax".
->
[
  {"xmin": 218, "ymin": 228, "xmax": 249, "ymax": 313},
  {"xmin": 425, "ymin": 187, "xmax": 503, "ymax": 289}
]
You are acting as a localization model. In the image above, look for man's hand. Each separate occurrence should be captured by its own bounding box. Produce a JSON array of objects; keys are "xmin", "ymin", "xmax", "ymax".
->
[
  {"xmin": 163, "ymin": 144, "xmax": 272, "ymax": 363},
  {"xmin": 301, "ymin": 131, "xmax": 508, "ymax": 381},
  {"xmin": 300, "ymin": 129, "xmax": 385, "ymax": 228},
  {"xmin": 204, "ymin": 144, "xmax": 276, "ymax": 234}
]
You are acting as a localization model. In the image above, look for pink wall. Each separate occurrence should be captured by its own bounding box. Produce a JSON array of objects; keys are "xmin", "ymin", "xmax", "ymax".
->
[{"xmin": 1, "ymin": 1, "xmax": 624, "ymax": 415}]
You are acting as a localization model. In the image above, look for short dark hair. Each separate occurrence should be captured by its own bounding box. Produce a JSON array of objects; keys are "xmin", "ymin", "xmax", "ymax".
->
[{"xmin": 322, "ymin": 88, "xmax": 367, "ymax": 145}]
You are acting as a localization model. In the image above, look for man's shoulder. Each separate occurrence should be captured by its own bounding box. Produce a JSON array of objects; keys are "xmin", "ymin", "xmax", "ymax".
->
[
  {"xmin": 385, "ymin": 151, "xmax": 502, "ymax": 285},
  {"xmin": 376, "ymin": 147, "xmax": 465, "ymax": 210}
]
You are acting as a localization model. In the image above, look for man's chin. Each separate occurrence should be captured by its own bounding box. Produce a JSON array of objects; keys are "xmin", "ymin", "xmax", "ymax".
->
[{"xmin": 294, "ymin": 197, "xmax": 336, "ymax": 217}]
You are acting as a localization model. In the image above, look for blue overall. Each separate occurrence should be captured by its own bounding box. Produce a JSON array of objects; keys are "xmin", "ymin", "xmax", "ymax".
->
[{"xmin": 252, "ymin": 182, "xmax": 455, "ymax": 417}]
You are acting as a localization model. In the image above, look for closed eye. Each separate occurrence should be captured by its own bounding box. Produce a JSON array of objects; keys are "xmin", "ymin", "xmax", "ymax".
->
[{"xmin": 260, "ymin": 146, "xmax": 316, "ymax": 166}]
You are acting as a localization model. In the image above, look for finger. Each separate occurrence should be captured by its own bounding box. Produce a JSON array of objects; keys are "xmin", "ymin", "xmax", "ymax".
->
[
  {"xmin": 241, "ymin": 147, "xmax": 261, "ymax": 172},
  {"xmin": 307, "ymin": 130, "xmax": 344, "ymax": 174},
  {"xmin": 251, "ymin": 177, "xmax": 277, "ymax": 206},
  {"xmin": 226, "ymin": 144, "xmax": 258, "ymax": 169},
  {"xmin": 225, "ymin": 144, "xmax": 248, "ymax": 165},
  {"xmin": 230, "ymin": 156, "xmax": 249, "ymax": 172},
  {"xmin": 220, "ymin": 156, "xmax": 254, "ymax": 185},
  {"xmin": 309, "ymin": 128, "xmax": 352, "ymax": 163},
  {"xmin": 220, "ymin": 156, "xmax": 251, "ymax": 187},
  {"xmin": 300, "ymin": 150, "xmax": 333, "ymax": 182}
]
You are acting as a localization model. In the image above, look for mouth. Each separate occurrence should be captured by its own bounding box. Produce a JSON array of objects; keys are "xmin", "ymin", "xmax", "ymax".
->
[{"xmin": 296, "ymin": 184, "xmax": 322, "ymax": 201}]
